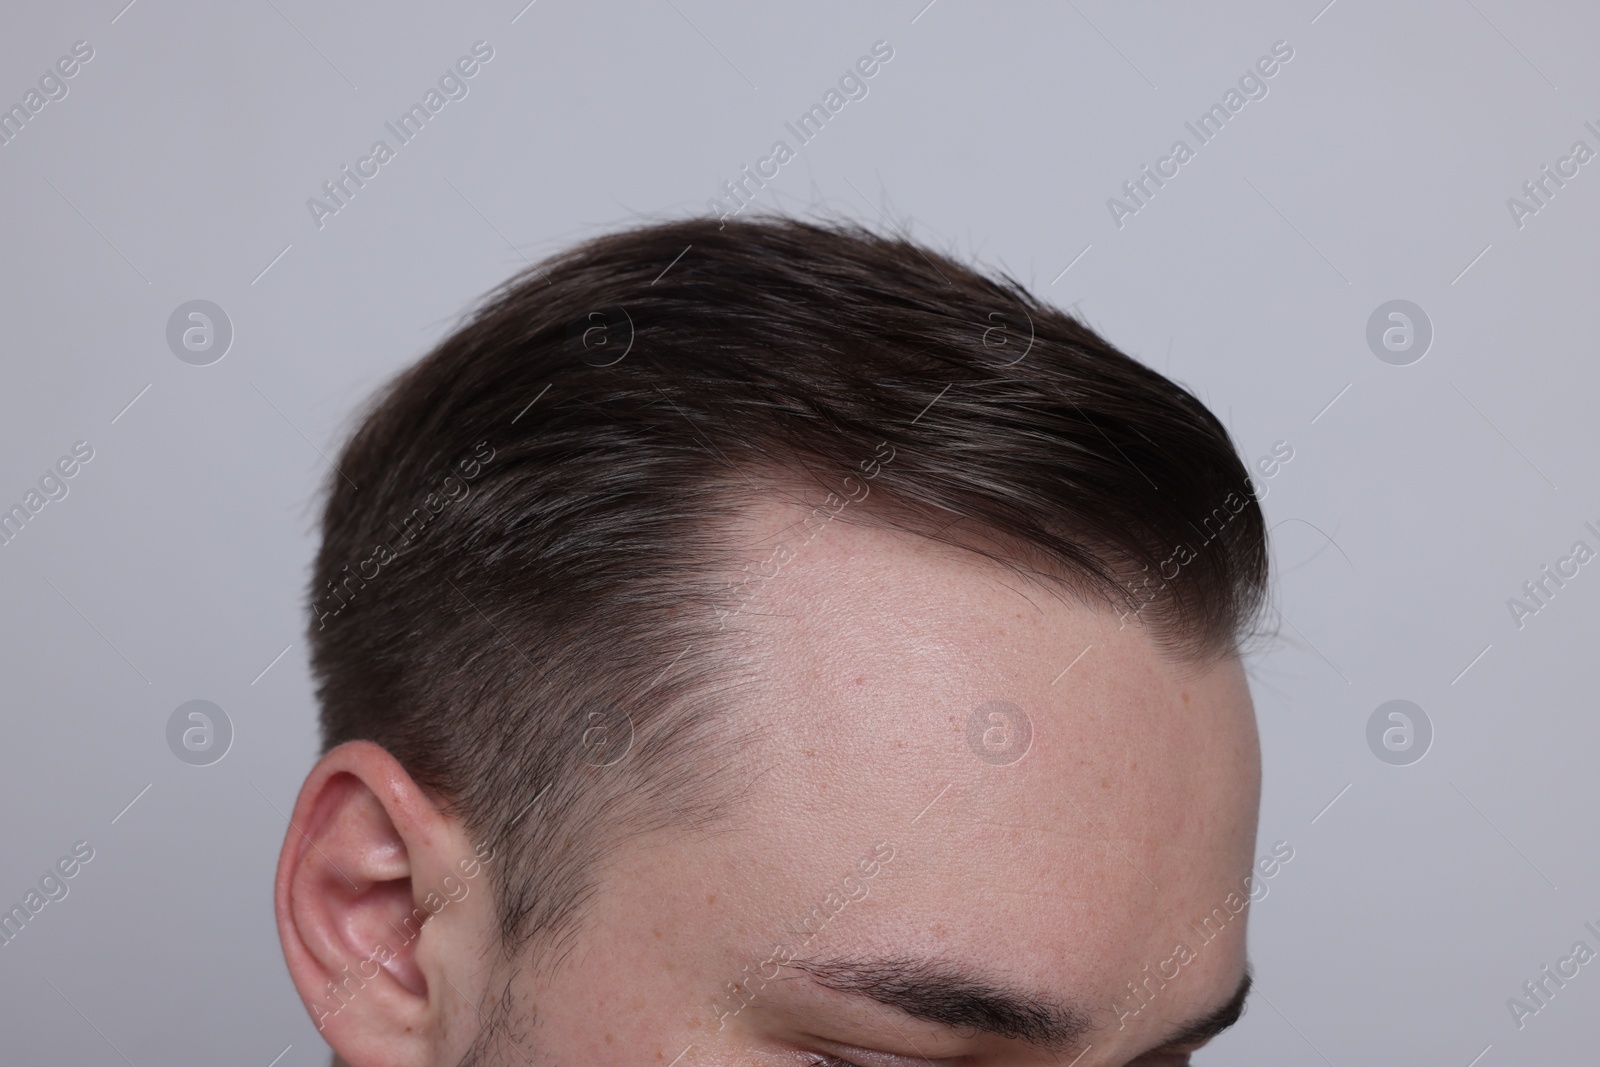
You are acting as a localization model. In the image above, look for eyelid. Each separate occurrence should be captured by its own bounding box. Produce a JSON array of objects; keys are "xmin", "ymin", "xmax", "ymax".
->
[{"xmin": 802, "ymin": 1038, "xmax": 957, "ymax": 1067}]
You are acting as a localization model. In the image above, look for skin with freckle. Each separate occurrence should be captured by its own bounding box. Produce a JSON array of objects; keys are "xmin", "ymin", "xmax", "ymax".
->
[{"xmin": 339, "ymin": 499, "xmax": 1260, "ymax": 1066}]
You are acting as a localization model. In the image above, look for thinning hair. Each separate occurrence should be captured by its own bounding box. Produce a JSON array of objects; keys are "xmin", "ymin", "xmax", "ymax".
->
[{"xmin": 307, "ymin": 215, "xmax": 1270, "ymax": 961}]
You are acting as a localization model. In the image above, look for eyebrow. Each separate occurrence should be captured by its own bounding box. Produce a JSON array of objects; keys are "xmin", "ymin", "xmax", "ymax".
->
[
  {"xmin": 789, "ymin": 953, "xmax": 1092, "ymax": 1049},
  {"xmin": 788, "ymin": 954, "xmax": 1253, "ymax": 1054},
  {"xmin": 1145, "ymin": 970, "xmax": 1252, "ymax": 1051}
]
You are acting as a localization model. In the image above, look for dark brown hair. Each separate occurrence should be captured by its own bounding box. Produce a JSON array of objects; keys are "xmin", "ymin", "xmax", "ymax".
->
[{"xmin": 307, "ymin": 215, "xmax": 1269, "ymax": 959}]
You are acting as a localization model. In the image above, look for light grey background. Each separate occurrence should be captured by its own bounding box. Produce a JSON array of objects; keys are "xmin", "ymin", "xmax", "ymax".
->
[{"xmin": 2, "ymin": 0, "xmax": 1596, "ymax": 1063}]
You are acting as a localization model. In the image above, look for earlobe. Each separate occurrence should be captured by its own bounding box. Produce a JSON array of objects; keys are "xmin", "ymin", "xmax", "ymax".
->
[{"xmin": 274, "ymin": 741, "xmax": 464, "ymax": 1067}]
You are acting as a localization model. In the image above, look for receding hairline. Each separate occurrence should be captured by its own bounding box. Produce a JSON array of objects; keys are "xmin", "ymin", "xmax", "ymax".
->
[
  {"xmin": 706, "ymin": 462, "xmax": 1249, "ymax": 680},
  {"xmin": 305, "ymin": 213, "xmax": 1271, "ymax": 962}
]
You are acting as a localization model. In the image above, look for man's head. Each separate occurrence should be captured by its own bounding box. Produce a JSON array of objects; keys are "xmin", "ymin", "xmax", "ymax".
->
[{"xmin": 274, "ymin": 217, "xmax": 1272, "ymax": 1066}]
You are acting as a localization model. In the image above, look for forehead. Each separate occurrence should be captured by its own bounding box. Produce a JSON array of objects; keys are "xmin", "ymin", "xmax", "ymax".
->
[{"xmin": 711, "ymin": 498, "xmax": 1260, "ymax": 1014}]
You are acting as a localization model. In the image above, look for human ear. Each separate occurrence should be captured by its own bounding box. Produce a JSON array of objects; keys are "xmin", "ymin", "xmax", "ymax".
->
[{"xmin": 273, "ymin": 740, "xmax": 477, "ymax": 1067}]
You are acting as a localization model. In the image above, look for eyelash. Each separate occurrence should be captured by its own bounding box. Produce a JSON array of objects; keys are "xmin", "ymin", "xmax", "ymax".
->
[{"xmin": 807, "ymin": 1058, "xmax": 863, "ymax": 1067}]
